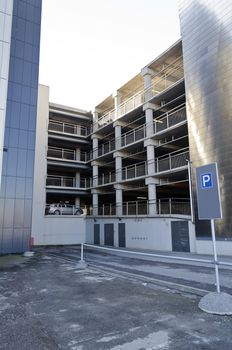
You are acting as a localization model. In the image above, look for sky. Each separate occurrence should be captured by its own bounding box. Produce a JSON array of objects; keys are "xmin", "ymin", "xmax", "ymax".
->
[{"xmin": 39, "ymin": 0, "xmax": 180, "ymax": 111}]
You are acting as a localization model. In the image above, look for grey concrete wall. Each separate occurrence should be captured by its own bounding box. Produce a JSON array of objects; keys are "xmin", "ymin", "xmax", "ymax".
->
[{"xmin": 179, "ymin": 0, "xmax": 232, "ymax": 238}]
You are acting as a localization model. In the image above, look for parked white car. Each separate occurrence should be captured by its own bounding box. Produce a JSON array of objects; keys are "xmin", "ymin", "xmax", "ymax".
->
[{"xmin": 45, "ymin": 203, "xmax": 85, "ymax": 215}]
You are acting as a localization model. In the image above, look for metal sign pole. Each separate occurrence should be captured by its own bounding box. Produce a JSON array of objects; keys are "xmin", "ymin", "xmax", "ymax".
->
[{"xmin": 211, "ymin": 219, "xmax": 220, "ymax": 293}]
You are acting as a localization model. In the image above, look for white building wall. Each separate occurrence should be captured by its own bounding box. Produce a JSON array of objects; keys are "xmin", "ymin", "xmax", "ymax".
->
[
  {"xmin": 0, "ymin": 0, "xmax": 13, "ymax": 186},
  {"xmin": 86, "ymin": 217, "xmax": 196, "ymax": 253},
  {"xmin": 32, "ymin": 85, "xmax": 49, "ymax": 245},
  {"xmin": 34, "ymin": 217, "xmax": 86, "ymax": 246}
]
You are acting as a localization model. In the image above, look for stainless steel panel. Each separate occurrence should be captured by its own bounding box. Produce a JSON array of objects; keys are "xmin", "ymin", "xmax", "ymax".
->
[{"xmin": 179, "ymin": 0, "xmax": 232, "ymax": 237}]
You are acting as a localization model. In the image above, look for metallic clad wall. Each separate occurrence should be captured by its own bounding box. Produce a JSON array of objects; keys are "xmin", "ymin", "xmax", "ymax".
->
[
  {"xmin": 0, "ymin": 0, "xmax": 42, "ymax": 254},
  {"xmin": 179, "ymin": 0, "xmax": 232, "ymax": 237}
]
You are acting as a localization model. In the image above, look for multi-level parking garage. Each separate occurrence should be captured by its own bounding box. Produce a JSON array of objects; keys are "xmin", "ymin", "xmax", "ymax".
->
[
  {"xmin": 90, "ymin": 40, "xmax": 190, "ymax": 218},
  {"xmin": 32, "ymin": 41, "xmax": 197, "ymax": 253},
  {"xmin": 32, "ymin": 33, "xmax": 232, "ymax": 255}
]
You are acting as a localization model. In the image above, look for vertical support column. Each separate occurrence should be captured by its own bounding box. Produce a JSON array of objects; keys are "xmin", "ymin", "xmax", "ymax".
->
[
  {"xmin": 93, "ymin": 110, "xmax": 99, "ymax": 132},
  {"xmin": 146, "ymin": 179, "xmax": 158, "ymax": 215},
  {"xmin": 113, "ymin": 90, "xmax": 122, "ymax": 119},
  {"xmin": 92, "ymin": 161, "xmax": 98, "ymax": 187},
  {"xmin": 115, "ymin": 184, "xmax": 123, "ymax": 217},
  {"xmin": 92, "ymin": 191, "xmax": 98, "ymax": 216},
  {"xmin": 115, "ymin": 154, "xmax": 122, "ymax": 182},
  {"xmin": 75, "ymin": 171, "xmax": 80, "ymax": 187},
  {"xmin": 115, "ymin": 124, "xmax": 122, "ymax": 149},
  {"xmin": 75, "ymin": 197, "xmax": 80, "ymax": 208},
  {"xmin": 116, "ymin": 188, "xmax": 123, "ymax": 217},
  {"xmin": 141, "ymin": 67, "xmax": 153, "ymax": 102},
  {"xmin": 92, "ymin": 137, "xmax": 98, "ymax": 159},
  {"xmin": 75, "ymin": 148, "xmax": 80, "ymax": 161}
]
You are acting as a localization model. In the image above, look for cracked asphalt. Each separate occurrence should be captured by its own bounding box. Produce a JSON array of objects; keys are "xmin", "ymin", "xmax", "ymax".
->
[{"xmin": 0, "ymin": 249, "xmax": 232, "ymax": 350}]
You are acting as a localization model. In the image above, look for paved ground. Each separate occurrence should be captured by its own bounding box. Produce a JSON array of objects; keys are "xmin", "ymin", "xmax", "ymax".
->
[{"xmin": 0, "ymin": 248, "xmax": 232, "ymax": 350}]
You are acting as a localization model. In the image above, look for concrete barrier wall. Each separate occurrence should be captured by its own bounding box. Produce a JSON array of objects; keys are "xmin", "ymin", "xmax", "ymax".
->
[
  {"xmin": 33, "ymin": 216, "xmax": 86, "ymax": 246},
  {"xmin": 86, "ymin": 217, "xmax": 196, "ymax": 253},
  {"xmin": 196, "ymin": 239, "xmax": 232, "ymax": 256}
]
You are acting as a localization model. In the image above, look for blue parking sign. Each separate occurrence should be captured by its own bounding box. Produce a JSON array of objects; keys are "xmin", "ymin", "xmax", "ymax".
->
[
  {"xmin": 201, "ymin": 173, "xmax": 213, "ymax": 189},
  {"xmin": 196, "ymin": 163, "xmax": 222, "ymax": 219}
]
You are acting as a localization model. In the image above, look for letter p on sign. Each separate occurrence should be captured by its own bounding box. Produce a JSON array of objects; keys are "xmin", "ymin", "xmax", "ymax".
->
[{"xmin": 201, "ymin": 172, "xmax": 213, "ymax": 189}]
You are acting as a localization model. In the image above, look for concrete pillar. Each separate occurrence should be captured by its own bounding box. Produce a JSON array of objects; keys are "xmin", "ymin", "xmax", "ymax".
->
[
  {"xmin": 114, "ymin": 91, "xmax": 122, "ymax": 119},
  {"xmin": 75, "ymin": 197, "xmax": 80, "ymax": 208},
  {"xmin": 145, "ymin": 108, "xmax": 153, "ymax": 137},
  {"xmin": 75, "ymin": 171, "xmax": 80, "ymax": 187},
  {"xmin": 115, "ymin": 124, "xmax": 122, "ymax": 149},
  {"xmin": 148, "ymin": 182, "xmax": 157, "ymax": 215},
  {"xmin": 75, "ymin": 148, "xmax": 80, "ymax": 161},
  {"xmin": 92, "ymin": 193, "xmax": 98, "ymax": 216},
  {"xmin": 116, "ymin": 188, "xmax": 123, "ymax": 216},
  {"xmin": 115, "ymin": 155, "xmax": 122, "ymax": 182},
  {"xmin": 92, "ymin": 137, "xmax": 98, "ymax": 159},
  {"xmin": 141, "ymin": 67, "xmax": 153, "ymax": 102},
  {"xmin": 93, "ymin": 110, "xmax": 99, "ymax": 132},
  {"xmin": 146, "ymin": 144, "xmax": 155, "ymax": 175},
  {"xmin": 92, "ymin": 162, "xmax": 98, "ymax": 187}
]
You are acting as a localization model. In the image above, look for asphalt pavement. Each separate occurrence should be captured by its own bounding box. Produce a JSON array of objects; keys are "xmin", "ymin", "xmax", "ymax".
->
[{"xmin": 0, "ymin": 247, "xmax": 232, "ymax": 350}]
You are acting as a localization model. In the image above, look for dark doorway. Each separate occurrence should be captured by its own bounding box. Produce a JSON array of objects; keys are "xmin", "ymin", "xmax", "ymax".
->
[
  {"xmin": 171, "ymin": 221, "xmax": 190, "ymax": 252},
  {"xmin": 118, "ymin": 223, "xmax": 126, "ymax": 247},
  {"xmin": 94, "ymin": 224, "xmax": 100, "ymax": 245},
  {"xmin": 104, "ymin": 224, "xmax": 114, "ymax": 246}
]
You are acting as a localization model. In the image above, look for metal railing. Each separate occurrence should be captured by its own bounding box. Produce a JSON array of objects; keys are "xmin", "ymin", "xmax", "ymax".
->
[
  {"xmin": 97, "ymin": 109, "xmax": 116, "ymax": 128},
  {"xmin": 92, "ymin": 198, "xmax": 190, "ymax": 216},
  {"xmin": 153, "ymin": 104, "xmax": 186, "ymax": 134},
  {"xmin": 157, "ymin": 198, "xmax": 191, "ymax": 215},
  {"xmin": 122, "ymin": 161, "xmax": 147, "ymax": 180},
  {"xmin": 80, "ymin": 151, "xmax": 92, "ymax": 162},
  {"xmin": 118, "ymin": 90, "xmax": 144, "ymax": 118},
  {"xmin": 47, "ymin": 147, "xmax": 75, "ymax": 160},
  {"xmin": 94, "ymin": 57, "xmax": 184, "ymax": 130},
  {"xmin": 150, "ymin": 56, "xmax": 184, "ymax": 95},
  {"xmin": 48, "ymin": 120, "xmax": 88, "ymax": 137},
  {"xmin": 46, "ymin": 175, "xmax": 75, "ymax": 187},
  {"xmin": 121, "ymin": 124, "xmax": 146, "ymax": 147},
  {"xmin": 156, "ymin": 149, "xmax": 189, "ymax": 173},
  {"xmin": 98, "ymin": 139, "xmax": 115, "ymax": 157},
  {"xmin": 46, "ymin": 175, "xmax": 92, "ymax": 188},
  {"xmin": 97, "ymin": 171, "xmax": 116, "ymax": 186},
  {"xmin": 80, "ymin": 178, "xmax": 92, "ymax": 188}
]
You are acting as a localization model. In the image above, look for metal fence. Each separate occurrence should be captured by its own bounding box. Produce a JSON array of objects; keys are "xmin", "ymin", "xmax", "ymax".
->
[
  {"xmin": 156, "ymin": 149, "xmax": 189, "ymax": 173},
  {"xmin": 47, "ymin": 147, "xmax": 75, "ymax": 160},
  {"xmin": 48, "ymin": 120, "xmax": 88, "ymax": 136}
]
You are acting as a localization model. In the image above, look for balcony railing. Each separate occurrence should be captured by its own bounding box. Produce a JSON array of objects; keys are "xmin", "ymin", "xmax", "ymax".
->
[
  {"xmin": 154, "ymin": 104, "xmax": 186, "ymax": 134},
  {"xmin": 92, "ymin": 198, "xmax": 190, "ymax": 216},
  {"xmin": 98, "ymin": 139, "xmax": 115, "ymax": 157},
  {"xmin": 80, "ymin": 151, "xmax": 92, "ymax": 162},
  {"xmin": 80, "ymin": 178, "xmax": 92, "ymax": 188},
  {"xmin": 48, "ymin": 120, "xmax": 88, "ymax": 137},
  {"xmin": 46, "ymin": 175, "xmax": 91, "ymax": 188},
  {"xmin": 121, "ymin": 124, "xmax": 146, "ymax": 147},
  {"xmin": 94, "ymin": 57, "xmax": 184, "ymax": 130},
  {"xmin": 47, "ymin": 147, "xmax": 75, "ymax": 160},
  {"xmin": 122, "ymin": 161, "xmax": 147, "ymax": 180},
  {"xmin": 157, "ymin": 198, "xmax": 191, "ymax": 216},
  {"xmin": 156, "ymin": 149, "xmax": 189, "ymax": 173},
  {"xmin": 97, "ymin": 171, "xmax": 116, "ymax": 186},
  {"xmin": 118, "ymin": 90, "xmax": 144, "ymax": 118},
  {"xmin": 97, "ymin": 109, "xmax": 116, "ymax": 128}
]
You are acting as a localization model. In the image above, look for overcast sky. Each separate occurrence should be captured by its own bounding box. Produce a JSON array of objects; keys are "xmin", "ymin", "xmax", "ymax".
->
[{"xmin": 39, "ymin": 0, "xmax": 180, "ymax": 111}]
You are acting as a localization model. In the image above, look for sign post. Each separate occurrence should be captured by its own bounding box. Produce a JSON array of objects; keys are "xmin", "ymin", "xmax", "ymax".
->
[{"xmin": 195, "ymin": 163, "xmax": 222, "ymax": 293}]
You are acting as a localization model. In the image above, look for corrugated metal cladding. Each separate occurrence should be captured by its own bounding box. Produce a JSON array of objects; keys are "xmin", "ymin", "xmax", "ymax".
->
[
  {"xmin": 0, "ymin": 0, "xmax": 42, "ymax": 254},
  {"xmin": 179, "ymin": 0, "xmax": 232, "ymax": 238}
]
